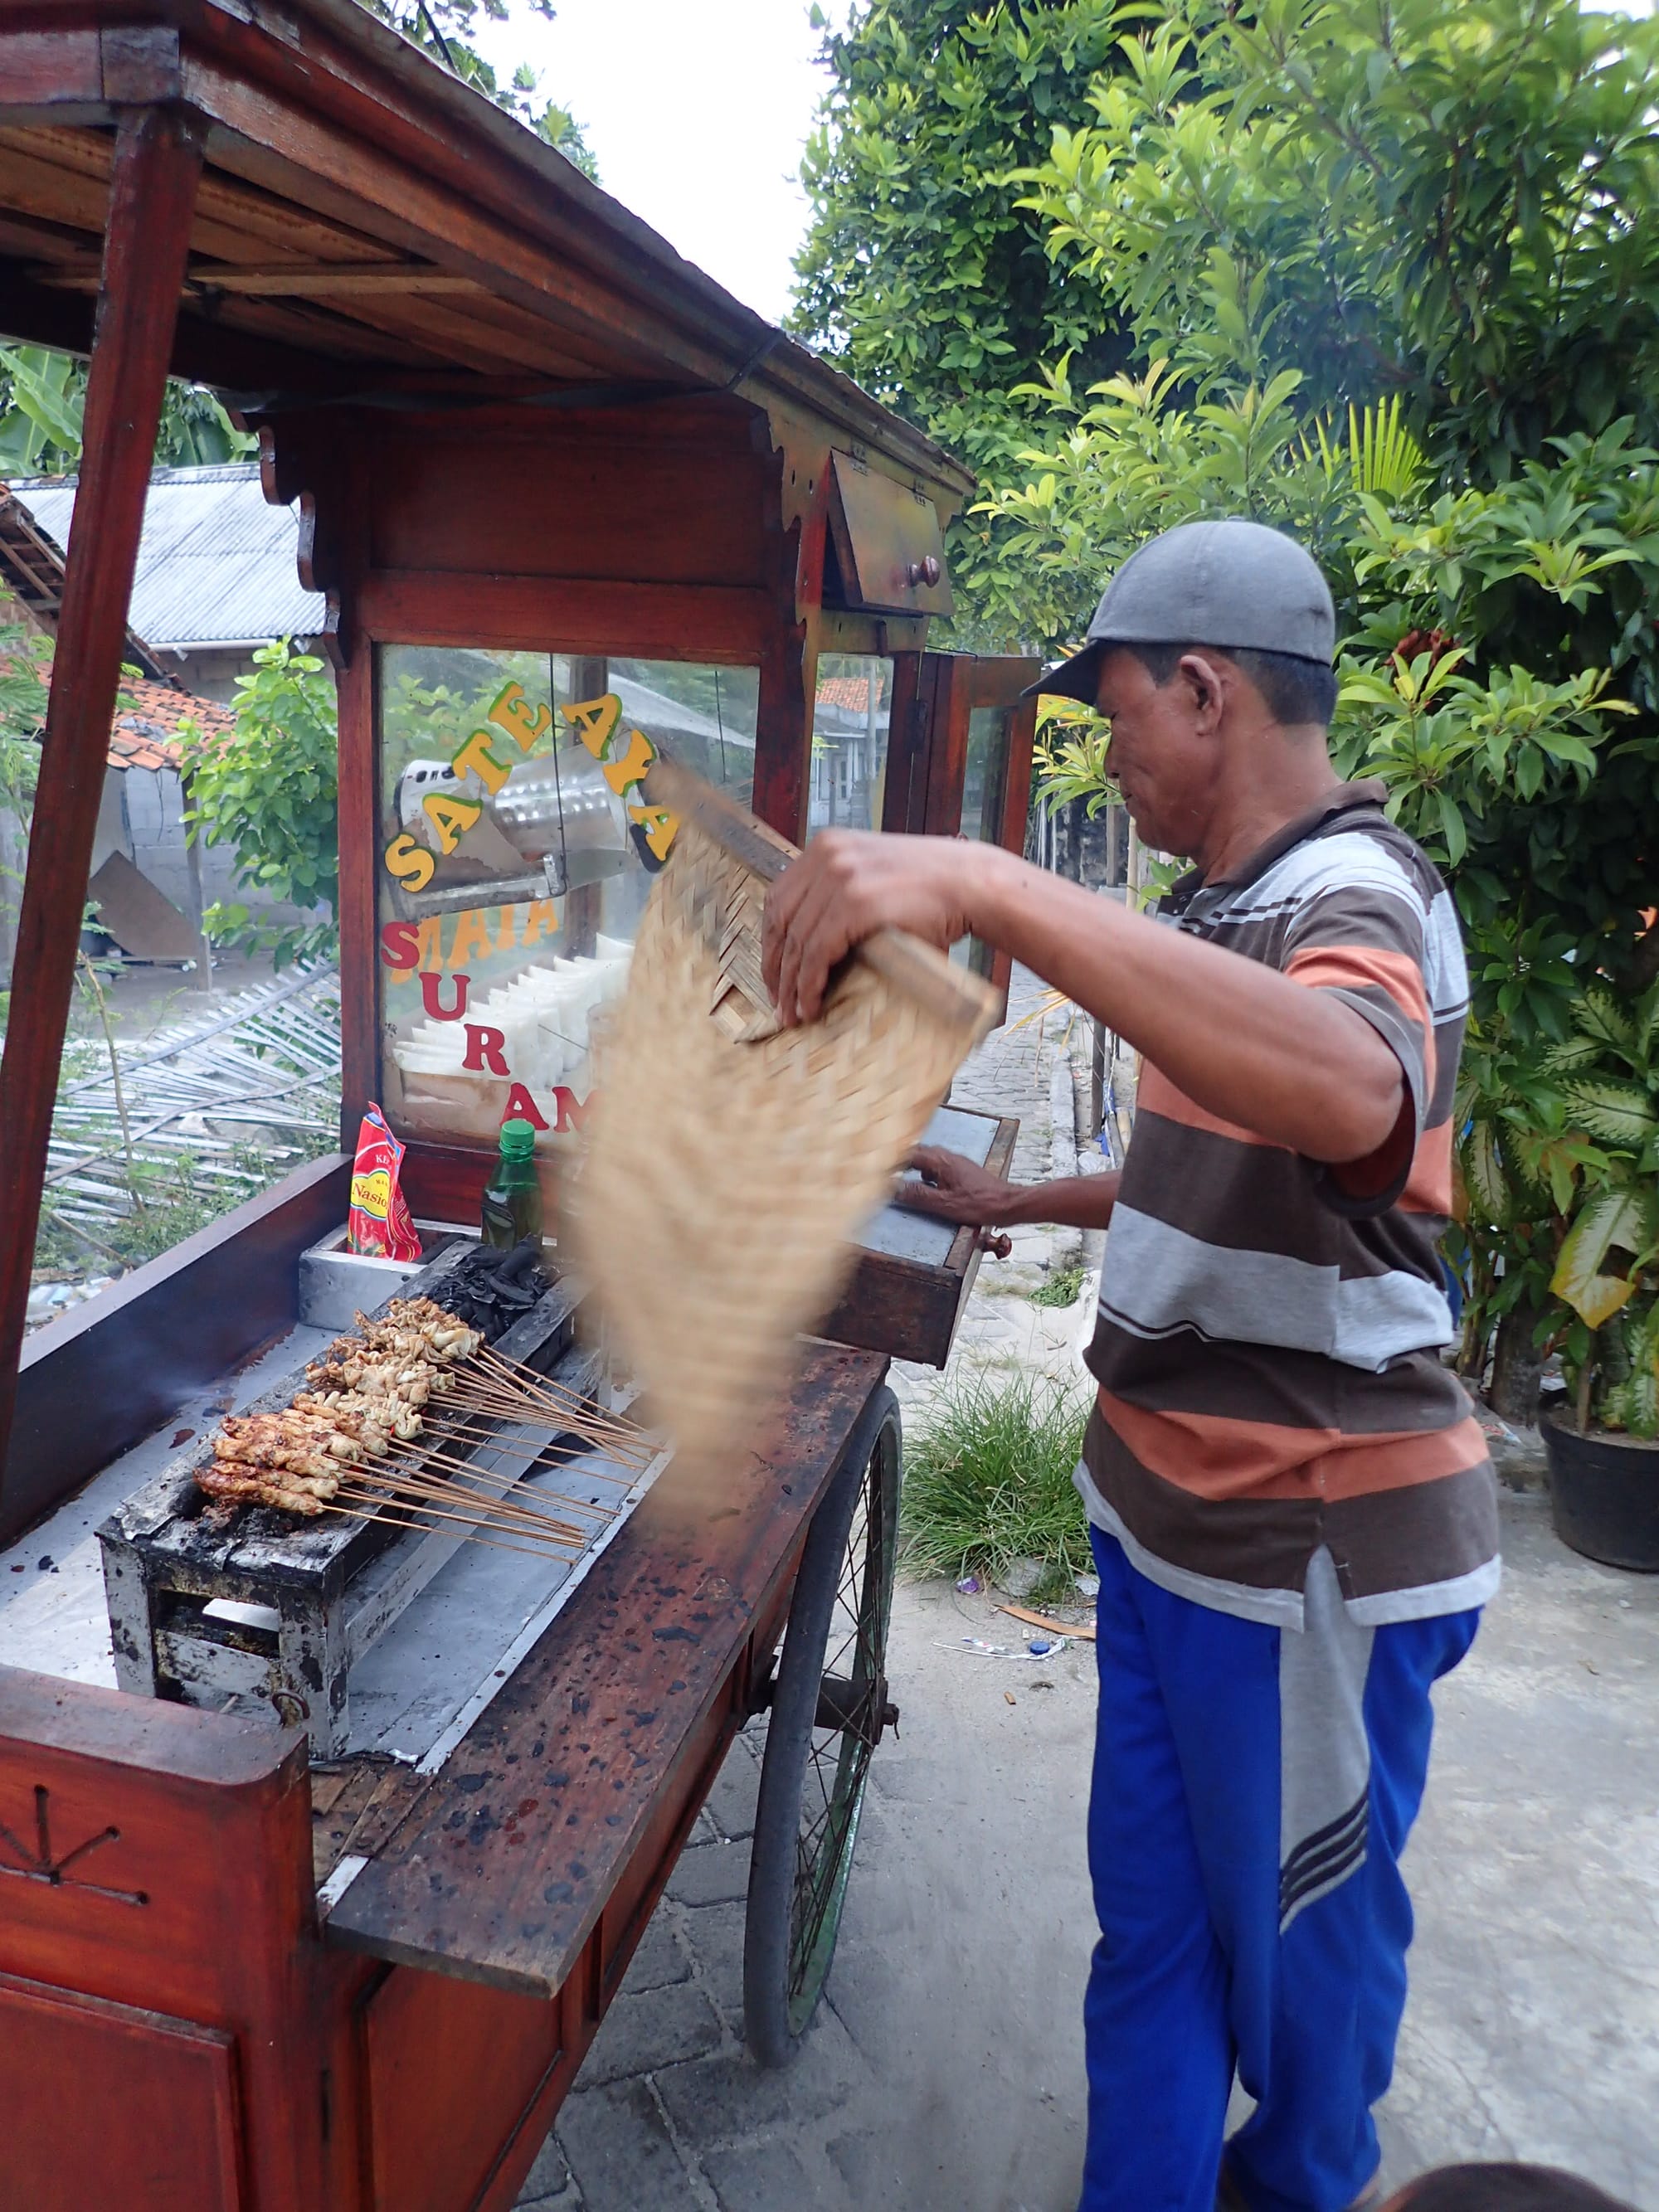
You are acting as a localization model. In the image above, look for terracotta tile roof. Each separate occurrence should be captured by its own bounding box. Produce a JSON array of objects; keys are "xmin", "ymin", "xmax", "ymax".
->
[
  {"xmin": 815, "ymin": 674, "xmax": 886, "ymax": 713},
  {"xmin": 109, "ymin": 678, "xmax": 236, "ymax": 772}
]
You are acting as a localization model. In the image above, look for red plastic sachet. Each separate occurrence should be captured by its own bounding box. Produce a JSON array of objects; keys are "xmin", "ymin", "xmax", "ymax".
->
[{"xmin": 348, "ymin": 1103, "xmax": 421, "ymax": 1261}]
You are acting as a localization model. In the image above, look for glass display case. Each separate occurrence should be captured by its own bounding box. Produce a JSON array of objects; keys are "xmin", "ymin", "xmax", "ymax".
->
[{"xmin": 377, "ymin": 648, "xmax": 758, "ymax": 1150}]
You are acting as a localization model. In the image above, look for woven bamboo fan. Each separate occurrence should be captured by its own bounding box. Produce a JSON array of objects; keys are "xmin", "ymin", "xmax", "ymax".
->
[{"xmin": 572, "ymin": 758, "xmax": 998, "ymax": 1480}]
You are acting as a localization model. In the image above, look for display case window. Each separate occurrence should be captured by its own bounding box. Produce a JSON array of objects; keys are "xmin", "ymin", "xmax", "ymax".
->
[
  {"xmin": 953, "ymin": 702, "xmax": 1018, "ymax": 980},
  {"xmin": 960, "ymin": 705, "xmax": 1013, "ymax": 847},
  {"xmin": 377, "ymin": 647, "xmax": 757, "ymax": 1150},
  {"xmin": 808, "ymin": 654, "xmax": 892, "ymax": 837}
]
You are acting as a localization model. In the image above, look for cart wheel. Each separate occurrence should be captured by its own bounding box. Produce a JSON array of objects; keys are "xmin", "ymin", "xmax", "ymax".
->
[{"xmin": 744, "ymin": 1386, "xmax": 901, "ymax": 2068}]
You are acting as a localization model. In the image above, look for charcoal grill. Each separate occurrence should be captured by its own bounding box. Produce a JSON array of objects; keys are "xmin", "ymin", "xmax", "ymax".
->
[{"xmin": 97, "ymin": 1253, "xmax": 649, "ymax": 1757}]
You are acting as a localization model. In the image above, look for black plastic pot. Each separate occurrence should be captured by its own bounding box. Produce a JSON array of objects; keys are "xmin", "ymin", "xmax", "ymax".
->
[{"xmin": 1543, "ymin": 1411, "xmax": 1659, "ymax": 1571}]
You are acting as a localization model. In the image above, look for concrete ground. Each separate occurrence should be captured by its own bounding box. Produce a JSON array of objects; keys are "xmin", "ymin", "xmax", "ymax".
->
[
  {"xmin": 513, "ymin": 1494, "xmax": 1659, "ymax": 2212},
  {"xmin": 515, "ymin": 979, "xmax": 1659, "ymax": 2211}
]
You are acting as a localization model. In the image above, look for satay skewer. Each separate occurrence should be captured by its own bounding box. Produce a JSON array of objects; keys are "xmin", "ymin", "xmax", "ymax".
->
[
  {"xmin": 342, "ymin": 1451, "xmax": 605, "ymax": 1533},
  {"xmin": 334, "ymin": 1475, "xmax": 589, "ymax": 1549}
]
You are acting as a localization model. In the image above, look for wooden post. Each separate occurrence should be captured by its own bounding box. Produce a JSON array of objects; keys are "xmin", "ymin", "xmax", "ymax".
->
[{"xmin": 0, "ymin": 105, "xmax": 204, "ymax": 1501}]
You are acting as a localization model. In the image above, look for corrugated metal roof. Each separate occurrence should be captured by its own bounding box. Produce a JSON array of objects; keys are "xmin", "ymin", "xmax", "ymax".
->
[{"xmin": 7, "ymin": 464, "xmax": 328, "ymax": 649}]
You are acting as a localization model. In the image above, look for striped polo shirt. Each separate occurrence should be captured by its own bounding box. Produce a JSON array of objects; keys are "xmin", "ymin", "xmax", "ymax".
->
[{"xmin": 1078, "ymin": 779, "xmax": 1501, "ymax": 1628}]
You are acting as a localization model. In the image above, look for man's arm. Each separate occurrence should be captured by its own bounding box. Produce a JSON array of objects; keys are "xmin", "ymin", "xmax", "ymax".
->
[
  {"xmin": 899, "ymin": 1146, "xmax": 1121, "ymax": 1231},
  {"xmin": 762, "ymin": 835, "xmax": 1406, "ymax": 1165}
]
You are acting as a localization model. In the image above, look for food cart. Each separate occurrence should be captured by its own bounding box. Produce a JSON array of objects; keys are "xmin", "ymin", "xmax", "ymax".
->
[{"xmin": 0, "ymin": 3, "xmax": 1040, "ymax": 2202}]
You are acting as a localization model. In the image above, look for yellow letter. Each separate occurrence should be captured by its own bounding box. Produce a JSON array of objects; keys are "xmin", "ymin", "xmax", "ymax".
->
[
  {"xmin": 601, "ymin": 726, "xmax": 655, "ymax": 797},
  {"xmin": 563, "ymin": 693, "xmax": 621, "ymax": 761},
  {"xmin": 423, "ymin": 792, "xmax": 482, "ymax": 854},
  {"xmin": 489, "ymin": 680, "xmax": 552, "ymax": 753},
  {"xmin": 628, "ymin": 802, "xmax": 679, "ymax": 863},
  {"xmin": 519, "ymin": 897, "xmax": 560, "ymax": 949},
  {"xmin": 449, "ymin": 907, "xmax": 496, "ymax": 969},
  {"xmin": 415, "ymin": 916, "xmax": 445, "ymax": 971},
  {"xmin": 450, "ymin": 728, "xmax": 511, "ymax": 796},
  {"xmin": 384, "ymin": 832, "xmax": 435, "ymax": 892}
]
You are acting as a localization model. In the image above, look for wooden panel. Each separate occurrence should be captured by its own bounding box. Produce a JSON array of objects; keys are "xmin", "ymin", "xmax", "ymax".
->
[
  {"xmin": 0, "ymin": 1971, "xmax": 244, "ymax": 2212},
  {"xmin": 363, "ymin": 1966, "xmax": 559, "ymax": 2212},
  {"xmin": 0, "ymin": 1669, "xmax": 327, "ymax": 2206},
  {"xmin": 368, "ymin": 432, "xmax": 769, "ymax": 587},
  {"xmin": 359, "ymin": 571, "xmax": 771, "ymax": 662},
  {"xmin": 4, "ymin": 1154, "xmax": 349, "ymax": 1548},
  {"xmin": 327, "ymin": 1344, "xmax": 888, "ymax": 1991},
  {"xmin": 0, "ymin": 29, "xmax": 103, "ymax": 109},
  {"xmin": 827, "ymin": 450, "xmax": 952, "ymax": 617},
  {"xmin": 185, "ymin": 61, "xmax": 728, "ymax": 387}
]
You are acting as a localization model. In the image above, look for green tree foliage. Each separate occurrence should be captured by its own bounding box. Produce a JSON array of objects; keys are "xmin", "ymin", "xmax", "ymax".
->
[
  {"xmin": 797, "ymin": 0, "xmax": 1659, "ymax": 1406},
  {"xmin": 360, "ymin": 0, "xmax": 598, "ymax": 174},
  {"xmin": 0, "ymin": 346, "xmax": 256, "ymax": 477},
  {"xmin": 1019, "ymin": 0, "xmax": 1659, "ymax": 478},
  {"xmin": 794, "ymin": 0, "xmax": 1126, "ymax": 463},
  {"xmin": 792, "ymin": 0, "xmax": 1136, "ymax": 632},
  {"xmin": 181, "ymin": 641, "xmax": 340, "ymax": 971}
]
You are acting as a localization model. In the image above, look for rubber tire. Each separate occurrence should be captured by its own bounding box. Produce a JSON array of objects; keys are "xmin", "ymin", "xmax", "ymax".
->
[{"xmin": 743, "ymin": 1385, "xmax": 901, "ymax": 2068}]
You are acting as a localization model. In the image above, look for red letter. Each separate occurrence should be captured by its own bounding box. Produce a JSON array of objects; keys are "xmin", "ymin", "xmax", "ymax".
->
[
  {"xmin": 552, "ymin": 1086, "xmax": 589, "ymax": 1133},
  {"xmin": 503, "ymin": 1083, "xmax": 550, "ymax": 1130},
  {"xmin": 464, "ymin": 1024, "xmax": 508, "ymax": 1076},
  {"xmin": 420, "ymin": 970, "xmax": 469, "ymax": 1021},
  {"xmin": 379, "ymin": 920, "xmax": 420, "ymax": 972}
]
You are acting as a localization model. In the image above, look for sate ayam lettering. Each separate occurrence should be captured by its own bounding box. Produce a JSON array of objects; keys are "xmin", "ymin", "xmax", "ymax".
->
[{"xmin": 382, "ymin": 685, "xmax": 679, "ymax": 892}]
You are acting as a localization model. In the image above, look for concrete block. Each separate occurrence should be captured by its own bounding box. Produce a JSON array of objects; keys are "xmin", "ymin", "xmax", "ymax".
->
[
  {"xmin": 665, "ymin": 1838, "xmax": 752, "ymax": 1908},
  {"xmin": 557, "ymin": 2078, "xmax": 695, "ymax": 2212},
  {"xmin": 703, "ymin": 2141, "xmax": 849, "ymax": 2212},
  {"xmin": 678, "ymin": 1898, "xmax": 745, "ymax": 2016},
  {"xmin": 703, "ymin": 1743, "xmax": 760, "ymax": 1841},
  {"xmin": 654, "ymin": 2007, "xmax": 868, "ymax": 2144},
  {"xmin": 620, "ymin": 1913, "xmax": 690, "ymax": 1995},
  {"xmin": 514, "ymin": 2130, "xmax": 568, "ymax": 2200},
  {"xmin": 576, "ymin": 1981, "xmax": 722, "ymax": 2088}
]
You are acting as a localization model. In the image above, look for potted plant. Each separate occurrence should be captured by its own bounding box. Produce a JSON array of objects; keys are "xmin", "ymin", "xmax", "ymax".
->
[{"xmin": 1538, "ymin": 984, "xmax": 1659, "ymax": 1568}]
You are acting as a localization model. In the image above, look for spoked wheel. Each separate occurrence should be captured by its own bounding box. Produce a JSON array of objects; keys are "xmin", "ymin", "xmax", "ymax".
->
[{"xmin": 743, "ymin": 1385, "xmax": 901, "ymax": 2068}]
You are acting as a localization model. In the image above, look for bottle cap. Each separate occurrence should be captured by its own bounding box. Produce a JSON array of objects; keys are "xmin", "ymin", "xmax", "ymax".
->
[{"xmin": 499, "ymin": 1118, "xmax": 537, "ymax": 1158}]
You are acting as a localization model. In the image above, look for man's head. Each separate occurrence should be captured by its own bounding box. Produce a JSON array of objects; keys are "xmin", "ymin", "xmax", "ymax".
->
[
  {"xmin": 1039, "ymin": 518, "xmax": 1340, "ymax": 861},
  {"xmin": 1379, "ymin": 2163, "xmax": 1637, "ymax": 2212}
]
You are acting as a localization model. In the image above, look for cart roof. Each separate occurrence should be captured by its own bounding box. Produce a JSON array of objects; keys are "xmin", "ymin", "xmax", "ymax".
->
[{"xmin": 0, "ymin": 0, "xmax": 972, "ymax": 498}]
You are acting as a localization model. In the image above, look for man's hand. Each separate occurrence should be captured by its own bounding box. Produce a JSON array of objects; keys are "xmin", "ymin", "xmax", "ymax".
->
[
  {"xmin": 897, "ymin": 1145, "xmax": 1019, "ymax": 1227},
  {"xmin": 762, "ymin": 830, "xmax": 989, "ymax": 1027}
]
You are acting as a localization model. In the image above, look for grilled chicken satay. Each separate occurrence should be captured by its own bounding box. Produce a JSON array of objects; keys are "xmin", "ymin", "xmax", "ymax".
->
[{"xmin": 197, "ymin": 1457, "xmax": 335, "ymax": 1515}]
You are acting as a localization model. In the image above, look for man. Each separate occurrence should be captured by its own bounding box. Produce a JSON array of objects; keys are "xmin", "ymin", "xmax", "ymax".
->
[{"xmin": 762, "ymin": 519, "xmax": 1500, "ymax": 2212}]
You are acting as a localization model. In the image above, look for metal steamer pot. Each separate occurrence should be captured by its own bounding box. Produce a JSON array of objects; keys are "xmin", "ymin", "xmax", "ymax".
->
[{"xmin": 490, "ymin": 746, "xmax": 633, "ymax": 894}]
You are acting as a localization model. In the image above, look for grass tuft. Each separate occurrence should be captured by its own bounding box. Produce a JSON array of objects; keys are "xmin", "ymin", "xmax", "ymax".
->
[
  {"xmin": 899, "ymin": 1371, "xmax": 1093, "ymax": 1604},
  {"xmin": 1029, "ymin": 1262, "xmax": 1087, "ymax": 1308}
]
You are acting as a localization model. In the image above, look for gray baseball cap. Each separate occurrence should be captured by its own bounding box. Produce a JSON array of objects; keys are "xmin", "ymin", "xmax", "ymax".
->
[{"xmin": 1030, "ymin": 518, "xmax": 1336, "ymax": 703}]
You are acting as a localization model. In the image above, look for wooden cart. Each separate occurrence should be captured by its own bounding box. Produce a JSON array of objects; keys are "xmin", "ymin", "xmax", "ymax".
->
[{"xmin": 0, "ymin": 6, "xmax": 1039, "ymax": 2202}]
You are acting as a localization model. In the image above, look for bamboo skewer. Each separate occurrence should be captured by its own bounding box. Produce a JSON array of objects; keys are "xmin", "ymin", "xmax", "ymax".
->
[
  {"xmin": 334, "ymin": 1474, "xmax": 590, "ymax": 1549},
  {"xmin": 445, "ymin": 1375, "xmax": 650, "ymax": 1455},
  {"xmin": 309, "ymin": 1493, "xmax": 586, "ymax": 1564},
  {"xmin": 339, "ymin": 1461, "xmax": 594, "ymax": 1542},
  {"xmin": 373, "ymin": 1430, "xmax": 627, "ymax": 1518},
  {"xmin": 361, "ymin": 1451, "xmax": 610, "ymax": 1537}
]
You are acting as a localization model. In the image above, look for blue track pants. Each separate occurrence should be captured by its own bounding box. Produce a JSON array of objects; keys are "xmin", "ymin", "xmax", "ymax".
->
[{"xmin": 1080, "ymin": 1525, "xmax": 1480, "ymax": 2212}]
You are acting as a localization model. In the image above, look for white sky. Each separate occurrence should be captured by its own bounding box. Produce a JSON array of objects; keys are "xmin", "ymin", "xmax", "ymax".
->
[
  {"xmin": 474, "ymin": 0, "xmax": 1656, "ymax": 331},
  {"xmin": 474, "ymin": 0, "xmax": 844, "ymax": 326}
]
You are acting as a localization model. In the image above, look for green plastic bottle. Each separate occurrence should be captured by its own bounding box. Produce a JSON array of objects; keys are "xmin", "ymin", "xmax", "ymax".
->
[{"xmin": 480, "ymin": 1118, "xmax": 543, "ymax": 1252}]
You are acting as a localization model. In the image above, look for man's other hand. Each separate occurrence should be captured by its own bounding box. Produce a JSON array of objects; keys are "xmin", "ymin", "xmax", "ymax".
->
[{"xmin": 897, "ymin": 1145, "xmax": 1019, "ymax": 1227}]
